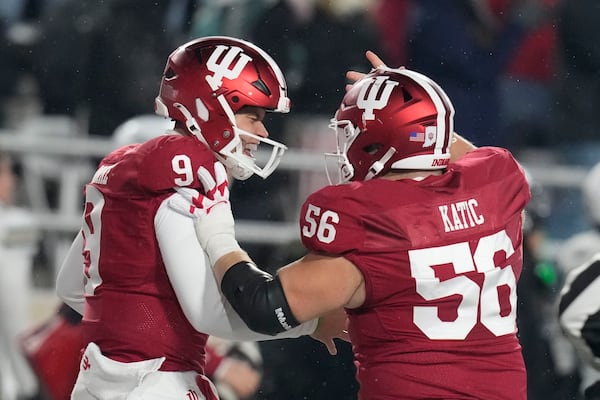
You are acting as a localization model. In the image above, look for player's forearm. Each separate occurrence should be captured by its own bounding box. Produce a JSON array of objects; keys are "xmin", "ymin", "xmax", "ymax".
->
[
  {"xmin": 55, "ymin": 231, "xmax": 85, "ymax": 315},
  {"xmin": 213, "ymin": 252, "xmax": 312, "ymax": 336},
  {"xmin": 157, "ymin": 206, "xmax": 316, "ymax": 339},
  {"xmin": 212, "ymin": 250, "xmax": 252, "ymax": 282}
]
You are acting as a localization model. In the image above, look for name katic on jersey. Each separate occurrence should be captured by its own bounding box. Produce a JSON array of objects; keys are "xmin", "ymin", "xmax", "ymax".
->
[{"xmin": 438, "ymin": 198, "xmax": 485, "ymax": 232}]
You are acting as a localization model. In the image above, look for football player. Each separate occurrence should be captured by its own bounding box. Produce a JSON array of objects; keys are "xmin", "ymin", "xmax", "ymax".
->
[
  {"xmin": 172, "ymin": 64, "xmax": 532, "ymax": 399},
  {"xmin": 55, "ymin": 37, "xmax": 342, "ymax": 400}
]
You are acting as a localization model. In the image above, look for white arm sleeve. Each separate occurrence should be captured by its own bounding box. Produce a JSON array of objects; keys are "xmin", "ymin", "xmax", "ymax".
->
[
  {"xmin": 55, "ymin": 231, "xmax": 85, "ymax": 315},
  {"xmin": 155, "ymin": 197, "xmax": 317, "ymax": 341}
]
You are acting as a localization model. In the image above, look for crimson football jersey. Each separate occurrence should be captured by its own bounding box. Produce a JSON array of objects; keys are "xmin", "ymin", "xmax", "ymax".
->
[
  {"xmin": 300, "ymin": 147, "xmax": 530, "ymax": 400},
  {"xmin": 80, "ymin": 134, "xmax": 216, "ymax": 373}
]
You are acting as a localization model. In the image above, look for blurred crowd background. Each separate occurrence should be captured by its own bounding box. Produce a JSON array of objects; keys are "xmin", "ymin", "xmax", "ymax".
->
[{"xmin": 1, "ymin": 0, "xmax": 599, "ymax": 399}]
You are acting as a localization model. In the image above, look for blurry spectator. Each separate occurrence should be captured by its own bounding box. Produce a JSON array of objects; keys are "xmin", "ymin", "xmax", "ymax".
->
[
  {"xmin": 30, "ymin": 0, "xmax": 106, "ymax": 124},
  {"xmin": 20, "ymin": 303, "xmax": 84, "ymax": 400},
  {"xmin": 518, "ymin": 170, "xmax": 582, "ymax": 399},
  {"xmin": 370, "ymin": 0, "xmax": 413, "ymax": 67},
  {"xmin": 407, "ymin": 0, "xmax": 528, "ymax": 145},
  {"xmin": 21, "ymin": 303, "xmax": 263, "ymax": 400},
  {"xmin": 0, "ymin": 150, "xmax": 40, "ymax": 400},
  {"xmin": 0, "ymin": 0, "xmax": 43, "ymax": 128},
  {"xmin": 234, "ymin": 0, "xmax": 381, "ymax": 268},
  {"xmin": 189, "ymin": 0, "xmax": 270, "ymax": 39},
  {"xmin": 33, "ymin": 0, "xmax": 196, "ymax": 136},
  {"xmin": 498, "ymin": 0, "xmax": 559, "ymax": 151},
  {"xmin": 111, "ymin": 114, "xmax": 174, "ymax": 148},
  {"xmin": 544, "ymin": 0, "xmax": 600, "ymax": 240},
  {"xmin": 550, "ymin": 0, "xmax": 600, "ymax": 159},
  {"xmin": 250, "ymin": 0, "xmax": 380, "ymax": 116},
  {"xmin": 0, "ymin": 0, "xmax": 23, "ymax": 105},
  {"xmin": 0, "ymin": 0, "xmax": 25, "ymax": 25}
]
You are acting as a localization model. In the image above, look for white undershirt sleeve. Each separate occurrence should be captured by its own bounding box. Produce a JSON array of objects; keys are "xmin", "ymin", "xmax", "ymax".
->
[
  {"xmin": 155, "ymin": 197, "xmax": 317, "ymax": 341},
  {"xmin": 55, "ymin": 231, "xmax": 86, "ymax": 315}
]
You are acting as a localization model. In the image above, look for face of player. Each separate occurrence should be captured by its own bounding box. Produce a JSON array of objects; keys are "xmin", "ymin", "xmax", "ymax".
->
[
  {"xmin": 0, "ymin": 155, "xmax": 15, "ymax": 206},
  {"xmin": 234, "ymin": 106, "xmax": 268, "ymax": 158}
]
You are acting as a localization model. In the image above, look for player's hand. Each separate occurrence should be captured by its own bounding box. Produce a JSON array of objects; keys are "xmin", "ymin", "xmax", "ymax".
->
[
  {"xmin": 345, "ymin": 50, "xmax": 387, "ymax": 91},
  {"xmin": 169, "ymin": 160, "xmax": 231, "ymax": 224},
  {"xmin": 171, "ymin": 160, "xmax": 230, "ymax": 212},
  {"xmin": 214, "ymin": 358, "xmax": 262, "ymax": 399},
  {"xmin": 169, "ymin": 161, "xmax": 240, "ymax": 264},
  {"xmin": 310, "ymin": 308, "xmax": 350, "ymax": 355}
]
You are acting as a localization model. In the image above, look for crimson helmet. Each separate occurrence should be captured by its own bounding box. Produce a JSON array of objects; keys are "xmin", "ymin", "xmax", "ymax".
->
[
  {"xmin": 155, "ymin": 36, "xmax": 290, "ymax": 180},
  {"xmin": 326, "ymin": 67, "xmax": 455, "ymax": 183}
]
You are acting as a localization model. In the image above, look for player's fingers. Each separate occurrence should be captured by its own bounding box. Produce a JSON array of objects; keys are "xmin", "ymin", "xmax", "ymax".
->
[
  {"xmin": 346, "ymin": 70, "xmax": 365, "ymax": 83},
  {"xmin": 174, "ymin": 187, "xmax": 209, "ymax": 210},
  {"xmin": 197, "ymin": 166, "xmax": 218, "ymax": 193},
  {"xmin": 213, "ymin": 162, "xmax": 231, "ymax": 199},
  {"xmin": 174, "ymin": 187, "xmax": 201, "ymax": 201},
  {"xmin": 168, "ymin": 191, "xmax": 198, "ymax": 216},
  {"xmin": 365, "ymin": 50, "xmax": 386, "ymax": 69},
  {"xmin": 213, "ymin": 162, "xmax": 229, "ymax": 187}
]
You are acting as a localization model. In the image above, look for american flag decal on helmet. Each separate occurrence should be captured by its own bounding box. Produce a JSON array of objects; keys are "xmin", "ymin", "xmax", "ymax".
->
[{"xmin": 409, "ymin": 132, "xmax": 425, "ymax": 142}]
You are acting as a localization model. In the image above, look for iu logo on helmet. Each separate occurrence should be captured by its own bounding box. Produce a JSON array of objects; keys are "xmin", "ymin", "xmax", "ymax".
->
[
  {"xmin": 357, "ymin": 76, "xmax": 399, "ymax": 121},
  {"xmin": 205, "ymin": 45, "xmax": 252, "ymax": 90}
]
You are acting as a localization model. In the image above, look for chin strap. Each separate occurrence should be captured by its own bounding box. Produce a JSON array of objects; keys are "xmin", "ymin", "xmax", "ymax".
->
[
  {"xmin": 365, "ymin": 147, "xmax": 397, "ymax": 181},
  {"xmin": 173, "ymin": 103, "xmax": 207, "ymax": 142}
]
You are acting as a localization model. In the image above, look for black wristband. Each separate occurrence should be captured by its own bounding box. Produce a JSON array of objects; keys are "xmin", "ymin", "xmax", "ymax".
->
[{"xmin": 221, "ymin": 261, "xmax": 300, "ymax": 335}]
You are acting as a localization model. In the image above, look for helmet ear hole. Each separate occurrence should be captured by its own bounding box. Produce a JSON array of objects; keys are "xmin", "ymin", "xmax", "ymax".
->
[
  {"xmin": 401, "ymin": 87, "xmax": 413, "ymax": 102},
  {"xmin": 363, "ymin": 143, "xmax": 383, "ymax": 155},
  {"xmin": 165, "ymin": 68, "xmax": 176, "ymax": 79},
  {"xmin": 193, "ymin": 48, "xmax": 204, "ymax": 63},
  {"xmin": 252, "ymin": 79, "xmax": 271, "ymax": 96}
]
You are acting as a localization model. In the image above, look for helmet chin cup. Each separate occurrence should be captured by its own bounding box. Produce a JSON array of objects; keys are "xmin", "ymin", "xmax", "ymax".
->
[
  {"xmin": 324, "ymin": 118, "xmax": 358, "ymax": 184},
  {"xmin": 324, "ymin": 151, "xmax": 354, "ymax": 185},
  {"xmin": 217, "ymin": 127, "xmax": 287, "ymax": 180},
  {"xmin": 217, "ymin": 153, "xmax": 254, "ymax": 181}
]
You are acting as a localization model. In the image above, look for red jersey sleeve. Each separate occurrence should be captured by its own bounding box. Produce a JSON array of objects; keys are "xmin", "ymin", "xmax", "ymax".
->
[
  {"xmin": 299, "ymin": 183, "xmax": 369, "ymax": 255},
  {"xmin": 136, "ymin": 135, "xmax": 217, "ymax": 194}
]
